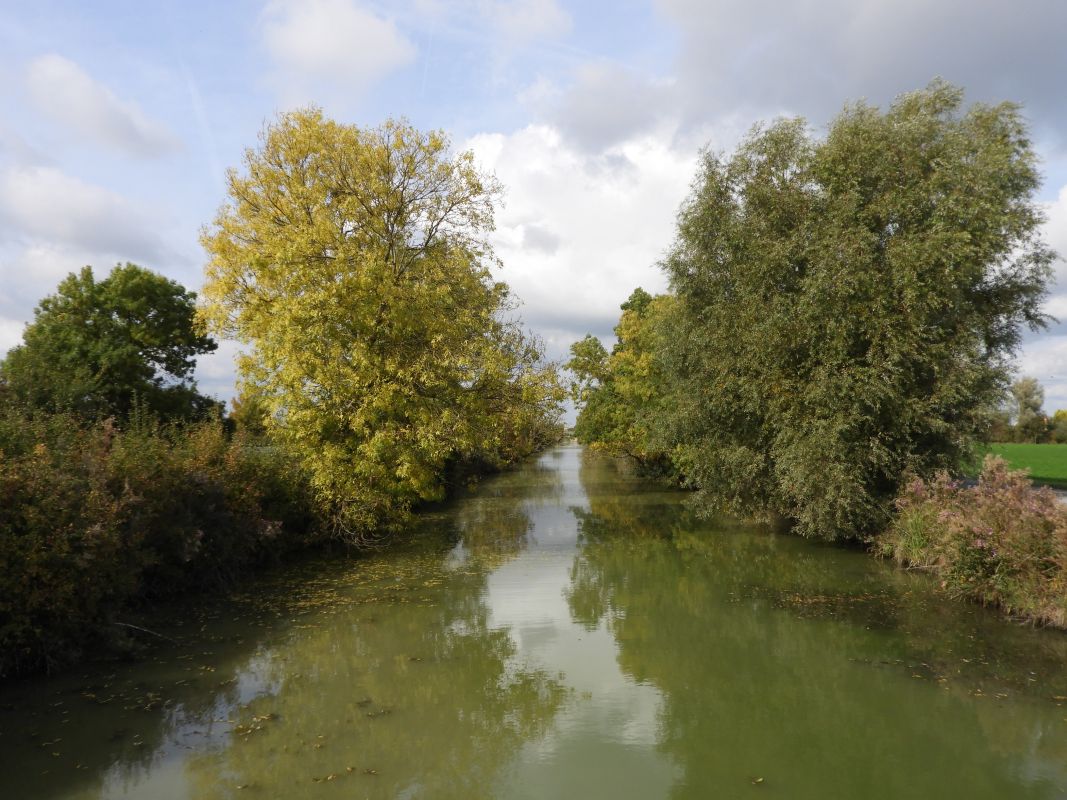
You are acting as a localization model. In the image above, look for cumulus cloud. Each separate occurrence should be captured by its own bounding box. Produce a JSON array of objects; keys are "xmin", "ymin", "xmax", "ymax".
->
[
  {"xmin": 1043, "ymin": 185, "xmax": 1067, "ymax": 286},
  {"xmin": 1017, "ymin": 335, "xmax": 1067, "ymax": 414},
  {"xmin": 193, "ymin": 339, "xmax": 249, "ymax": 404},
  {"xmin": 0, "ymin": 166, "xmax": 177, "ymax": 360},
  {"xmin": 543, "ymin": 62, "xmax": 674, "ymax": 153},
  {"xmin": 0, "ymin": 317, "xmax": 25, "ymax": 355},
  {"xmin": 466, "ymin": 124, "xmax": 696, "ymax": 358},
  {"xmin": 655, "ymin": 0, "xmax": 1067, "ymax": 140},
  {"xmin": 522, "ymin": 222, "xmax": 561, "ymax": 254},
  {"xmin": 261, "ymin": 0, "xmax": 416, "ymax": 104},
  {"xmin": 0, "ymin": 165, "xmax": 167, "ymax": 260},
  {"xmin": 26, "ymin": 54, "xmax": 180, "ymax": 157},
  {"xmin": 533, "ymin": 1, "xmax": 1067, "ymax": 159}
]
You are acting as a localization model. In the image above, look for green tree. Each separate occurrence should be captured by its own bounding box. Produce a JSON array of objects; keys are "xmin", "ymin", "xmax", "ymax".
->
[
  {"xmin": 200, "ymin": 109, "xmax": 562, "ymax": 539},
  {"xmin": 228, "ymin": 385, "xmax": 271, "ymax": 436},
  {"xmin": 1010, "ymin": 376, "xmax": 1047, "ymax": 442},
  {"xmin": 1052, "ymin": 409, "xmax": 1067, "ymax": 444},
  {"xmin": 0, "ymin": 264, "xmax": 219, "ymax": 421},
  {"xmin": 661, "ymin": 81, "xmax": 1055, "ymax": 540},
  {"xmin": 568, "ymin": 288, "xmax": 674, "ymax": 467}
]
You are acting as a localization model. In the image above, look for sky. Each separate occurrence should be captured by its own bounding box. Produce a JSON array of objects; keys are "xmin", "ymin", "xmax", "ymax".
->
[{"xmin": 1, "ymin": 0, "xmax": 1066, "ymax": 411}]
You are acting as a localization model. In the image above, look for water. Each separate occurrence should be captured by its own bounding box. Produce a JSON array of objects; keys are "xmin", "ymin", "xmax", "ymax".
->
[{"xmin": 2, "ymin": 445, "xmax": 1067, "ymax": 799}]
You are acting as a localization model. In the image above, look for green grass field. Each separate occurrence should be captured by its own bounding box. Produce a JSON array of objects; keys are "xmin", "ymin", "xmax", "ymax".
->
[{"xmin": 979, "ymin": 443, "xmax": 1067, "ymax": 488}]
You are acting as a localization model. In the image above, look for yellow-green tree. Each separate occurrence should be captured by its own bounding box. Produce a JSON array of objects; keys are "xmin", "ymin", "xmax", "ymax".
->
[
  {"xmin": 200, "ymin": 110, "xmax": 561, "ymax": 539},
  {"xmin": 567, "ymin": 288, "xmax": 674, "ymax": 467}
]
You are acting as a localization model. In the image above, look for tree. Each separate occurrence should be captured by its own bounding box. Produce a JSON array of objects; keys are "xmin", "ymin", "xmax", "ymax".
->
[
  {"xmin": 568, "ymin": 288, "xmax": 674, "ymax": 467},
  {"xmin": 228, "ymin": 385, "xmax": 271, "ymax": 436},
  {"xmin": 200, "ymin": 110, "xmax": 562, "ymax": 538},
  {"xmin": 0, "ymin": 264, "xmax": 219, "ymax": 421},
  {"xmin": 1052, "ymin": 409, "xmax": 1067, "ymax": 444},
  {"xmin": 1009, "ymin": 376, "xmax": 1047, "ymax": 442},
  {"xmin": 661, "ymin": 81, "xmax": 1055, "ymax": 540}
]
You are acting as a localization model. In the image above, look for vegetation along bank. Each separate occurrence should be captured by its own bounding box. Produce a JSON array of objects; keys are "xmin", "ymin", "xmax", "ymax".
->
[
  {"xmin": 0, "ymin": 114, "xmax": 564, "ymax": 679},
  {"xmin": 568, "ymin": 81, "xmax": 1066, "ymax": 628},
  {"xmin": 4, "ymin": 80, "xmax": 1065, "ymax": 680}
]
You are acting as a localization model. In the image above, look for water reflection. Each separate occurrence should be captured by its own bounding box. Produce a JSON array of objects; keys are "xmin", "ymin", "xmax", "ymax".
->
[
  {"xmin": 2, "ymin": 446, "xmax": 1067, "ymax": 799},
  {"xmin": 568, "ymin": 449, "xmax": 1067, "ymax": 799},
  {"xmin": 0, "ymin": 462, "xmax": 568, "ymax": 800}
]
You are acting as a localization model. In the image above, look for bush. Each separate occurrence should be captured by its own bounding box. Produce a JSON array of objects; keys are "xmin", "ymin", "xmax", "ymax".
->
[
  {"xmin": 879, "ymin": 456, "xmax": 1067, "ymax": 626},
  {"xmin": 0, "ymin": 410, "xmax": 320, "ymax": 677}
]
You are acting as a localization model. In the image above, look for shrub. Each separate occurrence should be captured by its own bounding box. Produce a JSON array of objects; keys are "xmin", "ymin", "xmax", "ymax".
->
[
  {"xmin": 879, "ymin": 456, "xmax": 1067, "ymax": 626},
  {"xmin": 0, "ymin": 410, "xmax": 320, "ymax": 677}
]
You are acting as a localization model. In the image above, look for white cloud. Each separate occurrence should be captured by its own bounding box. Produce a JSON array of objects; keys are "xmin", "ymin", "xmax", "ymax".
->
[
  {"xmin": 194, "ymin": 339, "xmax": 248, "ymax": 404},
  {"xmin": 0, "ymin": 165, "xmax": 167, "ymax": 260},
  {"xmin": 0, "ymin": 166, "xmax": 178, "ymax": 361},
  {"xmin": 0, "ymin": 317, "xmax": 25, "ymax": 354},
  {"xmin": 1017, "ymin": 336, "xmax": 1067, "ymax": 414},
  {"xmin": 261, "ymin": 0, "xmax": 416, "ymax": 104},
  {"xmin": 466, "ymin": 124, "xmax": 696, "ymax": 358},
  {"xmin": 543, "ymin": 62, "xmax": 674, "ymax": 153},
  {"xmin": 1043, "ymin": 185, "xmax": 1067, "ymax": 285},
  {"xmin": 0, "ymin": 244, "xmax": 108, "ymax": 359},
  {"xmin": 26, "ymin": 54, "xmax": 180, "ymax": 157},
  {"xmin": 655, "ymin": 0, "xmax": 1067, "ymax": 142}
]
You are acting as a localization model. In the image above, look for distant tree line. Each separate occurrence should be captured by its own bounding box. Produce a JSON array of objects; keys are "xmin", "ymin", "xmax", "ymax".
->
[{"xmin": 986, "ymin": 376, "xmax": 1067, "ymax": 443}]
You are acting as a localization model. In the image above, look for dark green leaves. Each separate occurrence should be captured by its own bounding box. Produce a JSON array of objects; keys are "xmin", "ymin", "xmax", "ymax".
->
[
  {"xmin": 0, "ymin": 264, "xmax": 219, "ymax": 421},
  {"xmin": 662, "ymin": 81, "xmax": 1054, "ymax": 539}
]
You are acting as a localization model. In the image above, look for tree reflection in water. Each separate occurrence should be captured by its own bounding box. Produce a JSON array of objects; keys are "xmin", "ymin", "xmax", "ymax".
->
[
  {"xmin": 567, "ymin": 448, "xmax": 1067, "ymax": 800},
  {"xmin": 0, "ymin": 462, "xmax": 568, "ymax": 800}
]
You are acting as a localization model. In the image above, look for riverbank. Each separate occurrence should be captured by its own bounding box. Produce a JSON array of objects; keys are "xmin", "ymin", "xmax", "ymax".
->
[
  {"xmin": 3, "ymin": 445, "xmax": 1066, "ymax": 800},
  {"xmin": 0, "ymin": 412, "xmax": 322, "ymax": 679},
  {"xmin": 877, "ymin": 456, "xmax": 1067, "ymax": 628},
  {"xmin": 0, "ymin": 410, "xmax": 563, "ymax": 680}
]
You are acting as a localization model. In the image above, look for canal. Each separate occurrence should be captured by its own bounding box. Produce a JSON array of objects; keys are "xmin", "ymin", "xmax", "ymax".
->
[{"xmin": 2, "ymin": 444, "xmax": 1066, "ymax": 798}]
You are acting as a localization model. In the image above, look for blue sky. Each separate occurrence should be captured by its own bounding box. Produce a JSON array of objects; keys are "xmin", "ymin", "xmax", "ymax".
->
[{"xmin": 2, "ymin": 0, "xmax": 1066, "ymax": 410}]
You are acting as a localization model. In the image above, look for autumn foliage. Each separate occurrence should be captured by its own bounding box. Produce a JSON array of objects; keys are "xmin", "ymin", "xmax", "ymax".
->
[{"xmin": 879, "ymin": 456, "xmax": 1067, "ymax": 627}]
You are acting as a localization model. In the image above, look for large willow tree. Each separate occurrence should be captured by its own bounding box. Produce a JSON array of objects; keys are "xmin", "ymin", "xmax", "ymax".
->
[
  {"xmin": 200, "ymin": 110, "xmax": 561, "ymax": 538},
  {"xmin": 661, "ymin": 81, "xmax": 1055, "ymax": 540}
]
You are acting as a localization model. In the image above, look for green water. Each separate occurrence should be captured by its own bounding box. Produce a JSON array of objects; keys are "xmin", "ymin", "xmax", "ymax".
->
[{"xmin": 3, "ymin": 445, "xmax": 1067, "ymax": 799}]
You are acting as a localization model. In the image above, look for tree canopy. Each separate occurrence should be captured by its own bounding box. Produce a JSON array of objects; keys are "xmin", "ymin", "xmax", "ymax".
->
[
  {"xmin": 568, "ymin": 82, "xmax": 1056, "ymax": 540},
  {"xmin": 200, "ymin": 109, "xmax": 562, "ymax": 538},
  {"xmin": 658, "ymin": 81, "xmax": 1055, "ymax": 539},
  {"xmin": 567, "ymin": 288, "xmax": 674, "ymax": 467},
  {"xmin": 0, "ymin": 264, "xmax": 219, "ymax": 421},
  {"xmin": 1009, "ymin": 377, "xmax": 1047, "ymax": 442}
]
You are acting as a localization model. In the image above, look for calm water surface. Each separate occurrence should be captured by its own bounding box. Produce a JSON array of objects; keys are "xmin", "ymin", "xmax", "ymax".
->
[{"xmin": 3, "ymin": 445, "xmax": 1067, "ymax": 799}]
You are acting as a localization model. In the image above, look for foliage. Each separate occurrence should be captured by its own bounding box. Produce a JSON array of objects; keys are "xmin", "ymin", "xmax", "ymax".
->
[
  {"xmin": 659, "ymin": 81, "xmax": 1054, "ymax": 539},
  {"xmin": 0, "ymin": 264, "xmax": 220, "ymax": 421},
  {"xmin": 1053, "ymin": 410, "xmax": 1067, "ymax": 444},
  {"xmin": 880, "ymin": 456, "xmax": 1067, "ymax": 627},
  {"xmin": 567, "ymin": 288, "xmax": 674, "ymax": 468},
  {"xmin": 0, "ymin": 409, "xmax": 319, "ymax": 677},
  {"xmin": 229, "ymin": 385, "xmax": 272, "ymax": 436},
  {"xmin": 200, "ymin": 110, "xmax": 562, "ymax": 540},
  {"xmin": 1009, "ymin": 376, "xmax": 1047, "ymax": 442}
]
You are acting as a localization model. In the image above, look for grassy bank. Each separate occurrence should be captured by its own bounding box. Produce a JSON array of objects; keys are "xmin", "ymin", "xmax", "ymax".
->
[
  {"xmin": 878, "ymin": 456, "xmax": 1067, "ymax": 628},
  {"xmin": 979, "ymin": 443, "xmax": 1067, "ymax": 489}
]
